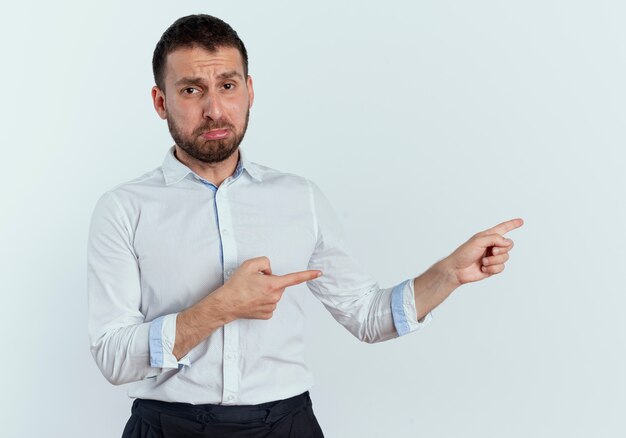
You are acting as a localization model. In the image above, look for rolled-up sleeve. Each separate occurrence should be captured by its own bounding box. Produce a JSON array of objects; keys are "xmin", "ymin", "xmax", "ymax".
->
[
  {"xmin": 87, "ymin": 192, "xmax": 188, "ymax": 385},
  {"xmin": 149, "ymin": 314, "xmax": 190, "ymax": 369},
  {"xmin": 305, "ymin": 181, "xmax": 431, "ymax": 343},
  {"xmin": 391, "ymin": 278, "xmax": 433, "ymax": 336}
]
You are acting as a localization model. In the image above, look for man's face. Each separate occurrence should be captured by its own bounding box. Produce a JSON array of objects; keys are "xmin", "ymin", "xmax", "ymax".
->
[{"xmin": 152, "ymin": 45, "xmax": 254, "ymax": 164}]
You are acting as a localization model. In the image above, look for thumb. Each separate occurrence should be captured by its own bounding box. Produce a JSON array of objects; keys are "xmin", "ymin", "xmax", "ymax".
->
[
  {"xmin": 474, "ymin": 233, "xmax": 512, "ymax": 249},
  {"xmin": 243, "ymin": 256, "xmax": 273, "ymax": 275}
]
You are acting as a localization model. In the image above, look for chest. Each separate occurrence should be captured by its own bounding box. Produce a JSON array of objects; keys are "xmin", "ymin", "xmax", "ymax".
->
[{"xmin": 131, "ymin": 185, "xmax": 317, "ymax": 317}]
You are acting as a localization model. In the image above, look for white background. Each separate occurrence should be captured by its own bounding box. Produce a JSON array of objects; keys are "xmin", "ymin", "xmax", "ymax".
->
[{"xmin": 2, "ymin": 1, "xmax": 625, "ymax": 437}]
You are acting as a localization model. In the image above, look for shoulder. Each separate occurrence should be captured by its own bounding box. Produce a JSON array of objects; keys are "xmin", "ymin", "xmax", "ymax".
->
[
  {"xmin": 104, "ymin": 167, "xmax": 163, "ymax": 200},
  {"xmin": 246, "ymin": 160, "xmax": 317, "ymax": 193},
  {"xmin": 102, "ymin": 164, "xmax": 166, "ymax": 200},
  {"xmin": 91, "ymin": 166, "xmax": 163, "ymax": 220},
  {"xmin": 245, "ymin": 160, "xmax": 337, "ymax": 221}
]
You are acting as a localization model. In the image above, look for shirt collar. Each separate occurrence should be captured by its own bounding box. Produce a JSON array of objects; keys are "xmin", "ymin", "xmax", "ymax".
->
[{"xmin": 162, "ymin": 146, "xmax": 263, "ymax": 186}]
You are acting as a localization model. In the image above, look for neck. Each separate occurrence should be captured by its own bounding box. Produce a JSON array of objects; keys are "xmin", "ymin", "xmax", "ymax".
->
[{"xmin": 174, "ymin": 145, "xmax": 239, "ymax": 187}]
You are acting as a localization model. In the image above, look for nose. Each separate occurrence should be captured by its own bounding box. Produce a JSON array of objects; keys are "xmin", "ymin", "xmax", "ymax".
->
[{"xmin": 202, "ymin": 92, "xmax": 224, "ymax": 121}]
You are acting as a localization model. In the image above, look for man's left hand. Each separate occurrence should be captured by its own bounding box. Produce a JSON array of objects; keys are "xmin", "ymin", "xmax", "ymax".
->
[{"xmin": 445, "ymin": 218, "xmax": 524, "ymax": 286}]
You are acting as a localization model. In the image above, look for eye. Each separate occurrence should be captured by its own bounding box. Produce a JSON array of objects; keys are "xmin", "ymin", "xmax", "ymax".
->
[
  {"xmin": 223, "ymin": 83, "xmax": 235, "ymax": 90},
  {"xmin": 182, "ymin": 87, "xmax": 200, "ymax": 95}
]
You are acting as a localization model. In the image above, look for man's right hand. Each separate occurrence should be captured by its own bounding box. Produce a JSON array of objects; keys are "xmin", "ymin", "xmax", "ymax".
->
[
  {"xmin": 173, "ymin": 256, "xmax": 321, "ymax": 360},
  {"xmin": 218, "ymin": 256, "xmax": 322, "ymax": 320}
]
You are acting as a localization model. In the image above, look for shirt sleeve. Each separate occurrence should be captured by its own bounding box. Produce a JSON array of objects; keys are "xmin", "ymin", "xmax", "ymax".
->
[
  {"xmin": 305, "ymin": 181, "xmax": 432, "ymax": 343},
  {"xmin": 87, "ymin": 191, "xmax": 188, "ymax": 386},
  {"xmin": 391, "ymin": 278, "xmax": 433, "ymax": 336},
  {"xmin": 149, "ymin": 314, "xmax": 191, "ymax": 369}
]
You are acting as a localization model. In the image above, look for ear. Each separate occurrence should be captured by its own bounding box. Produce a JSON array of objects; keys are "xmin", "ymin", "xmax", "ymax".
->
[
  {"xmin": 246, "ymin": 75, "xmax": 254, "ymax": 109},
  {"xmin": 151, "ymin": 86, "xmax": 167, "ymax": 120}
]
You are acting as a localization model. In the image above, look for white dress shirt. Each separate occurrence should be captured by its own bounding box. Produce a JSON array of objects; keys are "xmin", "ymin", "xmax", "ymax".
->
[{"xmin": 87, "ymin": 146, "xmax": 431, "ymax": 405}]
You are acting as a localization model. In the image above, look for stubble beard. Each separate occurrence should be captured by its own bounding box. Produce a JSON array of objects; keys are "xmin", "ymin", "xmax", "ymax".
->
[{"xmin": 167, "ymin": 110, "xmax": 250, "ymax": 164}]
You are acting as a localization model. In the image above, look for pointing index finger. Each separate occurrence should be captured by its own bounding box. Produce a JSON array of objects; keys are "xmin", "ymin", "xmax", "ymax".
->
[
  {"xmin": 484, "ymin": 218, "xmax": 524, "ymax": 236},
  {"xmin": 274, "ymin": 270, "xmax": 322, "ymax": 289}
]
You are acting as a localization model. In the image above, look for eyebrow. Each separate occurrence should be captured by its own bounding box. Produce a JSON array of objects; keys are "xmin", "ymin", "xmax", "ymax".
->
[
  {"xmin": 217, "ymin": 70, "xmax": 244, "ymax": 80},
  {"xmin": 174, "ymin": 71, "xmax": 244, "ymax": 87}
]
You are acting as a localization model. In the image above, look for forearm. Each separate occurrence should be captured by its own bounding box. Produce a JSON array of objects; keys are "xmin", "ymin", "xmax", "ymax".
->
[
  {"xmin": 173, "ymin": 287, "xmax": 235, "ymax": 360},
  {"xmin": 413, "ymin": 257, "xmax": 460, "ymax": 321}
]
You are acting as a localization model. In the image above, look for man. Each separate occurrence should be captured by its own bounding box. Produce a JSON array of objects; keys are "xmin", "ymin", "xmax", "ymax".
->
[{"xmin": 87, "ymin": 14, "xmax": 523, "ymax": 438}]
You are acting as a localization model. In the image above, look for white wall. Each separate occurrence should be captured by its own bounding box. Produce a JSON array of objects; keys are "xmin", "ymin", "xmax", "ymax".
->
[{"xmin": 2, "ymin": 1, "xmax": 625, "ymax": 436}]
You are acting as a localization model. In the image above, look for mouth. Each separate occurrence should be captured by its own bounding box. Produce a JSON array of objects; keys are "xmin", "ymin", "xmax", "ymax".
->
[{"xmin": 201, "ymin": 129, "xmax": 230, "ymax": 140}]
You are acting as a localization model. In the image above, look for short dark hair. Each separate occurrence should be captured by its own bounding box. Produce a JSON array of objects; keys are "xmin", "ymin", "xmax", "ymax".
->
[{"xmin": 152, "ymin": 14, "xmax": 248, "ymax": 90}]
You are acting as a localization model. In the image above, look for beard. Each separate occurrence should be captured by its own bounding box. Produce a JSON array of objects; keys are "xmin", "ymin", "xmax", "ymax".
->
[{"xmin": 167, "ymin": 110, "xmax": 250, "ymax": 164}]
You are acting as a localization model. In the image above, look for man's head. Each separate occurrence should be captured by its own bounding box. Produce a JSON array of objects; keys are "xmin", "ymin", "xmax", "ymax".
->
[{"xmin": 151, "ymin": 15, "xmax": 253, "ymax": 164}]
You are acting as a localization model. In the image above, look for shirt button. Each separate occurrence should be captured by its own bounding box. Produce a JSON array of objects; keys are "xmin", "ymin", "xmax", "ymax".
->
[
  {"xmin": 225, "ymin": 353, "xmax": 235, "ymax": 360},
  {"xmin": 222, "ymin": 229, "xmax": 228, "ymax": 235},
  {"xmin": 226, "ymin": 269, "xmax": 234, "ymax": 277},
  {"xmin": 226, "ymin": 395, "xmax": 235, "ymax": 402}
]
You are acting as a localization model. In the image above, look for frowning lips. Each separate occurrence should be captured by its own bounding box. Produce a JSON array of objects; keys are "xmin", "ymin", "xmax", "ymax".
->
[{"xmin": 201, "ymin": 129, "xmax": 230, "ymax": 140}]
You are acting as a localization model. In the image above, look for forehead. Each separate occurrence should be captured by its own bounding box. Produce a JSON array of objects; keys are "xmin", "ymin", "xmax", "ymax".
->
[{"xmin": 164, "ymin": 45, "xmax": 245, "ymax": 83}]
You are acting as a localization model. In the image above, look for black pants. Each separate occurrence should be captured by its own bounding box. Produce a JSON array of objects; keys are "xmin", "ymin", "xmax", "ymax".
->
[{"xmin": 122, "ymin": 392, "xmax": 325, "ymax": 438}]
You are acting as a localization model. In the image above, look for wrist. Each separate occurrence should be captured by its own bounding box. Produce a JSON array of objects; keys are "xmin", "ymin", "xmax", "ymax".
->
[
  {"xmin": 434, "ymin": 257, "xmax": 461, "ymax": 289},
  {"xmin": 206, "ymin": 285, "xmax": 237, "ymax": 324},
  {"xmin": 173, "ymin": 287, "xmax": 233, "ymax": 361}
]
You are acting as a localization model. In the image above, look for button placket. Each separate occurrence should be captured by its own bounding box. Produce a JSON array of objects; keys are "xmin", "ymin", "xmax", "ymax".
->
[{"xmin": 215, "ymin": 188, "xmax": 240, "ymax": 405}]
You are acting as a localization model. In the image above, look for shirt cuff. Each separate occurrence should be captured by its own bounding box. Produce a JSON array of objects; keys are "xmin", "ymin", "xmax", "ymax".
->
[
  {"xmin": 149, "ymin": 314, "xmax": 191, "ymax": 369},
  {"xmin": 391, "ymin": 279, "xmax": 433, "ymax": 336}
]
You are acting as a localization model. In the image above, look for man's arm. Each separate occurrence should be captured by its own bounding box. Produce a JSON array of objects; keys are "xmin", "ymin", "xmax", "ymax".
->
[
  {"xmin": 305, "ymin": 180, "xmax": 434, "ymax": 343},
  {"xmin": 304, "ymin": 179, "xmax": 524, "ymax": 341},
  {"xmin": 88, "ymin": 192, "xmax": 163, "ymax": 385},
  {"xmin": 412, "ymin": 218, "xmax": 524, "ymax": 320}
]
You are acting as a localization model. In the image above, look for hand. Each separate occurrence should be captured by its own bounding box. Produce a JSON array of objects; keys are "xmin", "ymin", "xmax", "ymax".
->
[
  {"xmin": 446, "ymin": 218, "xmax": 524, "ymax": 286},
  {"xmin": 219, "ymin": 256, "xmax": 322, "ymax": 320}
]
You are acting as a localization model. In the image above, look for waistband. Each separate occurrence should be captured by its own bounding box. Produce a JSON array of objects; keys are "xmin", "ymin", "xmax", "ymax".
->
[{"xmin": 133, "ymin": 392, "xmax": 311, "ymax": 425}]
